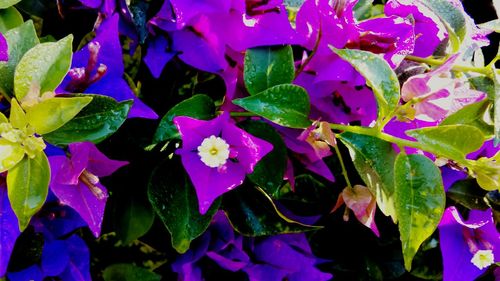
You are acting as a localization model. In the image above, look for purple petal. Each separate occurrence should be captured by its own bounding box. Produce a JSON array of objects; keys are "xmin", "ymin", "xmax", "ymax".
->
[
  {"xmin": 0, "ymin": 33, "xmax": 8, "ymax": 62},
  {"xmin": 69, "ymin": 142, "xmax": 127, "ymax": 177},
  {"xmin": 441, "ymin": 166, "xmax": 467, "ymax": 192},
  {"xmin": 243, "ymin": 264, "xmax": 288, "ymax": 281},
  {"xmin": 173, "ymin": 115, "xmax": 226, "ymax": 150},
  {"xmin": 59, "ymin": 235, "xmax": 91, "ymax": 281},
  {"xmin": 144, "ymin": 36, "xmax": 175, "ymax": 78},
  {"xmin": 0, "ymin": 185, "xmax": 21, "ymax": 277},
  {"xmin": 41, "ymin": 240, "xmax": 70, "ymax": 276},
  {"xmin": 170, "ymin": 0, "xmax": 231, "ymax": 28},
  {"xmin": 7, "ymin": 265, "xmax": 43, "ymax": 281},
  {"xmin": 78, "ymin": 0, "xmax": 101, "ymax": 8},
  {"xmin": 148, "ymin": 0, "xmax": 177, "ymax": 32},
  {"xmin": 206, "ymin": 244, "xmax": 250, "ymax": 272},
  {"xmin": 38, "ymin": 202, "xmax": 87, "ymax": 239}
]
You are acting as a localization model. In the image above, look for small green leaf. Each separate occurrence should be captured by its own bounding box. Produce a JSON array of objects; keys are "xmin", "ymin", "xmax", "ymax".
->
[
  {"xmin": 422, "ymin": 0, "xmax": 466, "ymax": 42},
  {"xmin": 148, "ymin": 158, "xmax": 219, "ymax": 254},
  {"xmin": 25, "ymin": 96, "xmax": 92, "ymax": 135},
  {"xmin": 406, "ymin": 125, "xmax": 486, "ymax": 160},
  {"xmin": 103, "ymin": 264, "xmax": 161, "ymax": 281},
  {"xmin": 153, "ymin": 94, "xmax": 214, "ymax": 143},
  {"xmin": 332, "ymin": 48, "xmax": 400, "ymax": 121},
  {"xmin": 0, "ymin": 20, "xmax": 39, "ymax": 97},
  {"xmin": 354, "ymin": 0, "xmax": 374, "ymax": 20},
  {"xmin": 43, "ymin": 94, "xmax": 131, "ymax": 146},
  {"xmin": 239, "ymin": 120, "xmax": 287, "ymax": 195},
  {"xmin": 339, "ymin": 132, "xmax": 398, "ymax": 221},
  {"xmin": 116, "ymin": 197, "xmax": 155, "ymax": 245},
  {"xmin": 0, "ymin": 0, "xmax": 20, "ymax": 9},
  {"xmin": 244, "ymin": 45, "xmax": 295, "ymax": 95},
  {"xmin": 0, "ymin": 139, "xmax": 24, "ymax": 172},
  {"xmin": 222, "ymin": 185, "xmax": 320, "ymax": 236},
  {"xmin": 441, "ymin": 100, "xmax": 493, "ymax": 137},
  {"xmin": 14, "ymin": 35, "xmax": 73, "ymax": 100},
  {"xmin": 394, "ymin": 154, "xmax": 445, "ymax": 271},
  {"xmin": 7, "ymin": 152, "xmax": 50, "ymax": 231},
  {"xmin": 9, "ymin": 98, "xmax": 26, "ymax": 129},
  {"xmin": 233, "ymin": 84, "xmax": 311, "ymax": 128},
  {"xmin": 478, "ymin": 19, "xmax": 500, "ymax": 33},
  {"xmin": 0, "ymin": 7, "xmax": 23, "ymax": 33},
  {"xmin": 447, "ymin": 179, "xmax": 489, "ymax": 210}
]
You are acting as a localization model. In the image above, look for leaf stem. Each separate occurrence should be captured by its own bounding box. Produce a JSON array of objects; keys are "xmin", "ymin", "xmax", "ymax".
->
[
  {"xmin": 333, "ymin": 143, "xmax": 353, "ymax": 189},
  {"xmin": 295, "ymin": 19, "xmax": 322, "ymax": 77},
  {"xmin": 0, "ymin": 89, "xmax": 11, "ymax": 103},
  {"xmin": 405, "ymin": 55, "xmax": 500, "ymax": 75}
]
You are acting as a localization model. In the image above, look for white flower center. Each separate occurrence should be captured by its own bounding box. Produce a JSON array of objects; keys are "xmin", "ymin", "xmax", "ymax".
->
[
  {"xmin": 471, "ymin": 249, "xmax": 495, "ymax": 270},
  {"xmin": 197, "ymin": 135, "xmax": 230, "ymax": 168}
]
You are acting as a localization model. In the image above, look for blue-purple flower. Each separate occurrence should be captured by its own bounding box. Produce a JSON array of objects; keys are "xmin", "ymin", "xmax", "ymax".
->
[
  {"xmin": 0, "ymin": 182, "xmax": 20, "ymax": 278},
  {"xmin": 173, "ymin": 113, "xmax": 273, "ymax": 214},
  {"xmin": 0, "ymin": 32, "xmax": 7, "ymax": 62}
]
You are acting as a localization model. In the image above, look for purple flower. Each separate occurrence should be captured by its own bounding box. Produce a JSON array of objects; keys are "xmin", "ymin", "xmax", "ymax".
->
[
  {"xmin": 48, "ymin": 142, "xmax": 128, "ymax": 237},
  {"xmin": 0, "ymin": 182, "xmax": 20, "ymax": 278},
  {"xmin": 0, "ymin": 33, "xmax": 7, "ymax": 62},
  {"xmin": 58, "ymin": 14, "xmax": 158, "ymax": 119},
  {"xmin": 78, "ymin": 0, "xmax": 115, "ymax": 16},
  {"xmin": 173, "ymin": 113, "xmax": 273, "ymax": 214},
  {"xmin": 438, "ymin": 207, "xmax": 500, "ymax": 281}
]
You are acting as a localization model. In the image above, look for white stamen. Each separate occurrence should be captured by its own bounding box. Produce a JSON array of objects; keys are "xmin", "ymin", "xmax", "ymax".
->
[
  {"xmin": 471, "ymin": 249, "xmax": 495, "ymax": 270},
  {"xmin": 197, "ymin": 135, "xmax": 230, "ymax": 168}
]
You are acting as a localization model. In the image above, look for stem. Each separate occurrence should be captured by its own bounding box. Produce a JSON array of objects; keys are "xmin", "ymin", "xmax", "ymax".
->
[
  {"xmin": 333, "ymin": 143, "xmax": 353, "ymax": 189},
  {"xmin": 405, "ymin": 55, "xmax": 499, "ymax": 75},
  {"xmin": 295, "ymin": 19, "xmax": 322, "ymax": 77},
  {"xmin": 0, "ymin": 89, "xmax": 11, "ymax": 103}
]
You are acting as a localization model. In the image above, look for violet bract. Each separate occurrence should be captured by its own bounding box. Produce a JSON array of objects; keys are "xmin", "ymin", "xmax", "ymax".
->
[
  {"xmin": 0, "ymin": 33, "xmax": 7, "ymax": 62},
  {"xmin": 173, "ymin": 113, "xmax": 273, "ymax": 214}
]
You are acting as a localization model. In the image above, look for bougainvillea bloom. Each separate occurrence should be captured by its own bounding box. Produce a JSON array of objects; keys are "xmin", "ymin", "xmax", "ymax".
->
[
  {"xmin": 173, "ymin": 113, "xmax": 272, "ymax": 214},
  {"xmin": 438, "ymin": 207, "xmax": 500, "ymax": 281},
  {"xmin": 0, "ymin": 183, "xmax": 20, "ymax": 278},
  {"xmin": 48, "ymin": 142, "xmax": 128, "ymax": 237},
  {"xmin": 0, "ymin": 33, "xmax": 7, "ymax": 62}
]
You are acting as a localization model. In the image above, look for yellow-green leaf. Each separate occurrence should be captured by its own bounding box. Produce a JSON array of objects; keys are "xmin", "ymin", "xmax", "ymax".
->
[{"xmin": 0, "ymin": 139, "xmax": 23, "ymax": 172}]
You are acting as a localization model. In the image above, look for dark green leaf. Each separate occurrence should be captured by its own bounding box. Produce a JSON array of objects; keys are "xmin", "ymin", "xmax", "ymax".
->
[
  {"xmin": 103, "ymin": 264, "xmax": 161, "ymax": 281},
  {"xmin": 339, "ymin": 132, "xmax": 398, "ymax": 221},
  {"xmin": 332, "ymin": 48, "xmax": 400, "ymax": 121},
  {"xmin": 447, "ymin": 179, "xmax": 489, "ymax": 210},
  {"xmin": 0, "ymin": 6, "xmax": 23, "ymax": 33},
  {"xmin": 0, "ymin": 0, "xmax": 20, "ymax": 9},
  {"xmin": 116, "ymin": 197, "xmax": 155, "ymax": 245},
  {"xmin": 469, "ymin": 76, "xmax": 495, "ymax": 100},
  {"xmin": 153, "ymin": 94, "xmax": 215, "ymax": 143},
  {"xmin": 14, "ymin": 35, "xmax": 73, "ymax": 100},
  {"xmin": 0, "ymin": 20, "xmax": 39, "ymax": 97},
  {"xmin": 7, "ymin": 152, "xmax": 50, "ymax": 231},
  {"xmin": 244, "ymin": 45, "xmax": 295, "ymax": 95},
  {"xmin": 43, "ymin": 94, "xmax": 132, "ymax": 146},
  {"xmin": 239, "ymin": 120, "xmax": 287, "ymax": 195},
  {"xmin": 406, "ymin": 125, "xmax": 486, "ymax": 160},
  {"xmin": 222, "ymin": 185, "xmax": 320, "ymax": 236},
  {"xmin": 148, "ymin": 158, "xmax": 219, "ymax": 254},
  {"xmin": 441, "ymin": 100, "xmax": 493, "ymax": 137},
  {"xmin": 233, "ymin": 84, "xmax": 311, "ymax": 128},
  {"xmin": 394, "ymin": 154, "xmax": 445, "ymax": 271}
]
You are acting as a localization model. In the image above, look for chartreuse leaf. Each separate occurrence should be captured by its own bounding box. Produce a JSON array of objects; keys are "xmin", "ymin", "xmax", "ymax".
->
[
  {"xmin": 148, "ymin": 158, "xmax": 219, "ymax": 254},
  {"xmin": 233, "ymin": 84, "xmax": 311, "ymax": 128},
  {"xmin": 0, "ymin": 20, "xmax": 39, "ymax": 97},
  {"xmin": 0, "ymin": 0, "xmax": 20, "ymax": 9},
  {"xmin": 7, "ymin": 152, "xmax": 50, "ymax": 231},
  {"xmin": 239, "ymin": 120, "xmax": 287, "ymax": 196},
  {"xmin": 43, "ymin": 94, "xmax": 131, "ymax": 146},
  {"xmin": 0, "ymin": 7, "xmax": 23, "ymax": 33},
  {"xmin": 0, "ymin": 139, "xmax": 23, "ymax": 172},
  {"xmin": 441, "ymin": 100, "xmax": 493, "ymax": 137},
  {"xmin": 332, "ymin": 48, "xmax": 400, "ymax": 121},
  {"xmin": 222, "ymin": 185, "xmax": 320, "ymax": 236},
  {"xmin": 103, "ymin": 264, "xmax": 161, "ymax": 281},
  {"xmin": 153, "ymin": 94, "xmax": 214, "ymax": 143},
  {"xmin": 244, "ymin": 45, "xmax": 294, "ymax": 95},
  {"xmin": 406, "ymin": 125, "xmax": 485, "ymax": 160},
  {"xmin": 25, "ymin": 96, "xmax": 93, "ymax": 135},
  {"xmin": 9, "ymin": 98, "xmax": 26, "ymax": 129},
  {"xmin": 116, "ymin": 196, "xmax": 155, "ymax": 245},
  {"xmin": 339, "ymin": 132, "xmax": 398, "ymax": 221},
  {"xmin": 394, "ymin": 154, "xmax": 445, "ymax": 271},
  {"xmin": 14, "ymin": 34, "xmax": 73, "ymax": 100}
]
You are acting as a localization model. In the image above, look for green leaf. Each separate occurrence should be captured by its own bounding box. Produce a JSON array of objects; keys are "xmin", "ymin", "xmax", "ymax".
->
[
  {"xmin": 103, "ymin": 264, "xmax": 161, "ymax": 281},
  {"xmin": 0, "ymin": 7, "xmax": 23, "ymax": 33},
  {"xmin": 0, "ymin": 139, "xmax": 24, "ymax": 172},
  {"xmin": 478, "ymin": 19, "xmax": 500, "ymax": 33},
  {"xmin": 441, "ymin": 100, "xmax": 493, "ymax": 137},
  {"xmin": 222, "ymin": 185, "xmax": 320, "ymax": 236},
  {"xmin": 148, "ymin": 158, "xmax": 219, "ymax": 254},
  {"xmin": 43, "ymin": 94, "xmax": 131, "ymax": 146},
  {"xmin": 244, "ymin": 45, "xmax": 295, "ymax": 95},
  {"xmin": 233, "ymin": 84, "xmax": 311, "ymax": 128},
  {"xmin": 492, "ymin": 66, "xmax": 500, "ymax": 145},
  {"xmin": 0, "ymin": 20, "xmax": 39, "ymax": 97},
  {"xmin": 394, "ymin": 154, "xmax": 445, "ymax": 271},
  {"xmin": 9, "ymin": 98, "xmax": 26, "ymax": 129},
  {"xmin": 7, "ymin": 152, "xmax": 50, "ymax": 231},
  {"xmin": 116, "ymin": 197, "xmax": 155, "ymax": 245},
  {"xmin": 406, "ymin": 125, "xmax": 486, "ymax": 160},
  {"xmin": 25, "ymin": 96, "xmax": 93, "ymax": 135},
  {"xmin": 239, "ymin": 120, "xmax": 287, "ymax": 195},
  {"xmin": 332, "ymin": 48, "xmax": 400, "ymax": 121},
  {"xmin": 153, "ymin": 94, "xmax": 214, "ymax": 143},
  {"xmin": 422, "ymin": 0, "xmax": 466, "ymax": 42},
  {"xmin": 469, "ymin": 76, "xmax": 496, "ymax": 100},
  {"xmin": 0, "ymin": 0, "xmax": 20, "ymax": 9},
  {"xmin": 447, "ymin": 179, "xmax": 489, "ymax": 210},
  {"xmin": 14, "ymin": 35, "xmax": 73, "ymax": 100},
  {"xmin": 354, "ymin": 0, "xmax": 374, "ymax": 20},
  {"xmin": 339, "ymin": 132, "xmax": 398, "ymax": 221}
]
